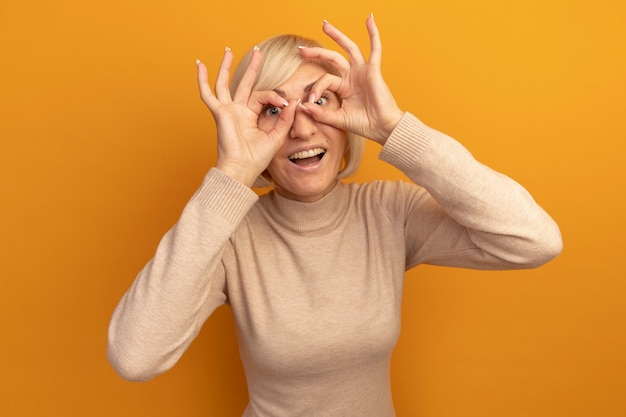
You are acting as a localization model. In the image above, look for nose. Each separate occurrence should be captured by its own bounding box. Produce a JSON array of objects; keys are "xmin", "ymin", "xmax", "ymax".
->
[{"xmin": 289, "ymin": 106, "xmax": 317, "ymax": 140}]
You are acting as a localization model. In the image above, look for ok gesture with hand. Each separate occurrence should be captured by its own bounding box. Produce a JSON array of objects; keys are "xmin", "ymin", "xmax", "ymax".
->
[
  {"xmin": 197, "ymin": 48, "xmax": 297, "ymax": 187},
  {"xmin": 299, "ymin": 15, "xmax": 404, "ymax": 145}
]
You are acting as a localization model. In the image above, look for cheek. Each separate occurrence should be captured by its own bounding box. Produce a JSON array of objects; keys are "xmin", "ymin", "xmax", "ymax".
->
[
  {"xmin": 336, "ymin": 137, "xmax": 349, "ymax": 168},
  {"xmin": 265, "ymin": 154, "xmax": 285, "ymax": 178},
  {"xmin": 326, "ymin": 129, "xmax": 348, "ymax": 153}
]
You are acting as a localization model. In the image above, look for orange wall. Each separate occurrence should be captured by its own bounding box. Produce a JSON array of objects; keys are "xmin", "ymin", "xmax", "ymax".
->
[{"xmin": 1, "ymin": 0, "xmax": 625, "ymax": 416}]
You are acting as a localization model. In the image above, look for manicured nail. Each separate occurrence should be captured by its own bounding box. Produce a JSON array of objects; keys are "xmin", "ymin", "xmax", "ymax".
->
[
  {"xmin": 369, "ymin": 12, "xmax": 374, "ymax": 19},
  {"xmin": 296, "ymin": 98, "xmax": 308, "ymax": 111},
  {"xmin": 297, "ymin": 45, "xmax": 307, "ymax": 49},
  {"xmin": 253, "ymin": 45, "xmax": 260, "ymax": 51},
  {"xmin": 225, "ymin": 46, "xmax": 231, "ymax": 52},
  {"xmin": 322, "ymin": 19, "xmax": 328, "ymax": 26},
  {"xmin": 281, "ymin": 99, "xmax": 289, "ymax": 106},
  {"xmin": 196, "ymin": 59, "xmax": 201, "ymax": 66},
  {"xmin": 308, "ymin": 93, "xmax": 316, "ymax": 104}
]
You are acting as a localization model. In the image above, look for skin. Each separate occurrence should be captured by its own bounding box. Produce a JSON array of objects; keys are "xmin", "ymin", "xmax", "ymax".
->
[
  {"xmin": 258, "ymin": 63, "xmax": 348, "ymax": 202},
  {"xmin": 196, "ymin": 15, "xmax": 404, "ymax": 202}
]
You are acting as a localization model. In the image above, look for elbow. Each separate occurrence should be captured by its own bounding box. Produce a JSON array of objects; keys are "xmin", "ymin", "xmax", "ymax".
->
[
  {"xmin": 529, "ymin": 236, "xmax": 563, "ymax": 267},
  {"xmin": 486, "ymin": 221, "xmax": 563, "ymax": 269},
  {"xmin": 545, "ymin": 228, "xmax": 564, "ymax": 261},
  {"xmin": 107, "ymin": 341, "xmax": 158, "ymax": 382},
  {"xmin": 107, "ymin": 323, "xmax": 167, "ymax": 382},
  {"xmin": 107, "ymin": 358, "xmax": 152, "ymax": 383},
  {"xmin": 520, "ymin": 223, "xmax": 563, "ymax": 268}
]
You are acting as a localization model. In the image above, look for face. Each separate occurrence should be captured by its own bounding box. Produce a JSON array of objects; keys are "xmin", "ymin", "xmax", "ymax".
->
[{"xmin": 257, "ymin": 63, "xmax": 347, "ymax": 203}]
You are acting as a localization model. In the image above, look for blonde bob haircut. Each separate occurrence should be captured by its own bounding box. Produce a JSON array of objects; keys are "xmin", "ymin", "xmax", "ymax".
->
[{"xmin": 230, "ymin": 34, "xmax": 365, "ymax": 188}]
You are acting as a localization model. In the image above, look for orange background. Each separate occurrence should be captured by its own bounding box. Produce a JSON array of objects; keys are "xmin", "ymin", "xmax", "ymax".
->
[{"xmin": 1, "ymin": 0, "xmax": 625, "ymax": 416}]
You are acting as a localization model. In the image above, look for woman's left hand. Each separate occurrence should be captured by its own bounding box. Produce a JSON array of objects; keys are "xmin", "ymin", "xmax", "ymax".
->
[{"xmin": 298, "ymin": 15, "xmax": 404, "ymax": 145}]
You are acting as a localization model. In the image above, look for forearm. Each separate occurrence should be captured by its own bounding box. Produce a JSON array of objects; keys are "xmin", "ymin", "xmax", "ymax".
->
[
  {"xmin": 107, "ymin": 168, "xmax": 258, "ymax": 381},
  {"xmin": 380, "ymin": 112, "xmax": 562, "ymax": 267}
]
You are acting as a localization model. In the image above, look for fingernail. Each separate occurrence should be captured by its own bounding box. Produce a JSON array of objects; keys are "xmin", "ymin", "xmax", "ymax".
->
[
  {"xmin": 296, "ymin": 98, "xmax": 308, "ymax": 112},
  {"xmin": 308, "ymin": 93, "xmax": 316, "ymax": 104},
  {"xmin": 369, "ymin": 12, "xmax": 374, "ymax": 19},
  {"xmin": 281, "ymin": 99, "xmax": 289, "ymax": 106},
  {"xmin": 253, "ymin": 45, "xmax": 260, "ymax": 52},
  {"xmin": 322, "ymin": 19, "xmax": 328, "ymax": 26},
  {"xmin": 297, "ymin": 45, "xmax": 307, "ymax": 49},
  {"xmin": 225, "ymin": 46, "xmax": 231, "ymax": 52},
  {"xmin": 196, "ymin": 59, "xmax": 201, "ymax": 66}
]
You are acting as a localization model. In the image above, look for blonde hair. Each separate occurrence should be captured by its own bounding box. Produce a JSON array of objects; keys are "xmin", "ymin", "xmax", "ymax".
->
[{"xmin": 230, "ymin": 34, "xmax": 365, "ymax": 188}]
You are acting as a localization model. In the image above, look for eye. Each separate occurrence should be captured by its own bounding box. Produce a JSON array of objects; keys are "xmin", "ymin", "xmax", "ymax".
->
[
  {"xmin": 314, "ymin": 96, "xmax": 328, "ymax": 106},
  {"xmin": 263, "ymin": 105, "xmax": 282, "ymax": 117}
]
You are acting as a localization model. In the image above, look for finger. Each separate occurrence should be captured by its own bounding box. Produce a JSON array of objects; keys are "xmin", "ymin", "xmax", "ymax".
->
[
  {"xmin": 366, "ymin": 14, "xmax": 382, "ymax": 66},
  {"xmin": 321, "ymin": 19, "xmax": 366, "ymax": 65},
  {"xmin": 299, "ymin": 100, "xmax": 345, "ymax": 131},
  {"xmin": 301, "ymin": 72, "xmax": 346, "ymax": 128},
  {"xmin": 214, "ymin": 47, "xmax": 234, "ymax": 101},
  {"xmin": 298, "ymin": 46, "xmax": 351, "ymax": 77},
  {"xmin": 305, "ymin": 73, "xmax": 343, "ymax": 104},
  {"xmin": 197, "ymin": 59, "xmax": 220, "ymax": 110},
  {"xmin": 268, "ymin": 98, "xmax": 298, "ymax": 143},
  {"xmin": 233, "ymin": 47, "xmax": 262, "ymax": 104},
  {"xmin": 247, "ymin": 90, "xmax": 290, "ymax": 115}
]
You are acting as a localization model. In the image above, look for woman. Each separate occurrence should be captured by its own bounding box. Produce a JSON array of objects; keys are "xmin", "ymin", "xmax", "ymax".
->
[{"xmin": 108, "ymin": 15, "xmax": 562, "ymax": 416}]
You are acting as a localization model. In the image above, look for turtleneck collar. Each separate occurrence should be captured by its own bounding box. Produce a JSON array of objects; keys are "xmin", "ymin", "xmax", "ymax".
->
[{"xmin": 259, "ymin": 181, "xmax": 350, "ymax": 235}]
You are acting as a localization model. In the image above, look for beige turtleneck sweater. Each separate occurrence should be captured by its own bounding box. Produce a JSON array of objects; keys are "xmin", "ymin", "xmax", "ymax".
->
[{"xmin": 107, "ymin": 113, "xmax": 562, "ymax": 416}]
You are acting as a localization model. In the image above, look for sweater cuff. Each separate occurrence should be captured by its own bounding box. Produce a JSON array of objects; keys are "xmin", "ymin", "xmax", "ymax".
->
[
  {"xmin": 191, "ymin": 168, "xmax": 259, "ymax": 224},
  {"xmin": 379, "ymin": 112, "xmax": 433, "ymax": 172}
]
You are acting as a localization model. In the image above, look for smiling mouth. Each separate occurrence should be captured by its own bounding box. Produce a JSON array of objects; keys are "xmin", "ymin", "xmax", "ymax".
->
[{"xmin": 288, "ymin": 147, "xmax": 326, "ymax": 166}]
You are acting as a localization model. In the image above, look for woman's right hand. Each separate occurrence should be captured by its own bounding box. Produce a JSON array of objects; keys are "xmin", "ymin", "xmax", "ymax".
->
[{"xmin": 197, "ymin": 48, "xmax": 297, "ymax": 187}]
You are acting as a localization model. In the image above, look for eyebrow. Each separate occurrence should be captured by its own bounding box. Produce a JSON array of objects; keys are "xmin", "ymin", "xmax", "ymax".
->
[{"xmin": 273, "ymin": 81, "xmax": 317, "ymax": 98}]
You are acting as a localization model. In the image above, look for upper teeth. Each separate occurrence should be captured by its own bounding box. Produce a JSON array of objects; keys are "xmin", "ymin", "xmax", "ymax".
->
[{"xmin": 289, "ymin": 148, "xmax": 325, "ymax": 160}]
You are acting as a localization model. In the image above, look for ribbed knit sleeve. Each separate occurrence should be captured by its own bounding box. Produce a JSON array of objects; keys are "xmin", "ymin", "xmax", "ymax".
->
[
  {"xmin": 379, "ymin": 112, "xmax": 562, "ymax": 269},
  {"xmin": 107, "ymin": 168, "xmax": 259, "ymax": 381},
  {"xmin": 379, "ymin": 111, "xmax": 432, "ymax": 170},
  {"xmin": 192, "ymin": 168, "xmax": 260, "ymax": 223}
]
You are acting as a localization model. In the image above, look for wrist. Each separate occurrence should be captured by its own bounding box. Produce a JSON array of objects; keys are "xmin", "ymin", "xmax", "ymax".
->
[
  {"xmin": 373, "ymin": 109, "xmax": 404, "ymax": 145},
  {"xmin": 215, "ymin": 161, "xmax": 260, "ymax": 188}
]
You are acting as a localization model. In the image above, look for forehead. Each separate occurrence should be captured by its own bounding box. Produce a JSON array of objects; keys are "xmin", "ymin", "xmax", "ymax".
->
[{"xmin": 273, "ymin": 62, "xmax": 329, "ymax": 96}]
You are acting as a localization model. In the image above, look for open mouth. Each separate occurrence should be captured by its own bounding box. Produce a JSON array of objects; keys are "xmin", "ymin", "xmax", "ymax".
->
[{"xmin": 288, "ymin": 147, "xmax": 326, "ymax": 166}]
